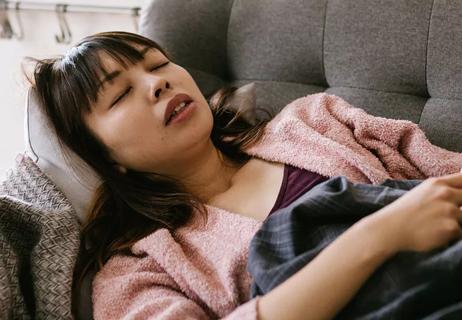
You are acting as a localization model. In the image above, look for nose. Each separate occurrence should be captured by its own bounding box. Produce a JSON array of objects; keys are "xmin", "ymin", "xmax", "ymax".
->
[{"xmin": 153, "ymin": 79, "xmax": 171, "ymax": 99}]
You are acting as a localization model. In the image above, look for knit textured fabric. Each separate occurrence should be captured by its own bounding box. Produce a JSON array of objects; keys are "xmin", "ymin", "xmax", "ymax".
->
[{"xmin": 0, "ymin": 153, "xmax": 80, "ymax": 319}]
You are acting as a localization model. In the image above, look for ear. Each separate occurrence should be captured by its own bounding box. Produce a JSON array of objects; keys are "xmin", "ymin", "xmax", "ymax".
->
[{"xmin": 223, "ymin": 82, "xmax": 257, "ymax": 125}]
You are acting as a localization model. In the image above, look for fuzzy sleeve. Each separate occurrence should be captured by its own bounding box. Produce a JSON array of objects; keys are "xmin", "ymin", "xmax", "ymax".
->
[{"xmin": 91, "ymin": 253, "xmax": 260, "ymax": 320}]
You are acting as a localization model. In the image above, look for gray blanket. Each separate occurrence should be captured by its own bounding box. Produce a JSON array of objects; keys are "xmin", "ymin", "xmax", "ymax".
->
[
  {"xmin": 248, "ymin": 176, "xmax": 462, "ymax": 319},
  {"xmin": 0, "ymin": 153, "xmax": 80, "ymax": 319}
]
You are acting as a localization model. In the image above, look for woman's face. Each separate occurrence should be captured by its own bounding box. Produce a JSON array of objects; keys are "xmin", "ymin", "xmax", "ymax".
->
[{"xmin": 83, "ymin": 46, "xmax": 213, "ymax": 176}]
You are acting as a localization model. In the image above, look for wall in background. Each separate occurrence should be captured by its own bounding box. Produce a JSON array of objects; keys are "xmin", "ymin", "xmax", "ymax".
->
[{"xmin": 0, "ymin": 0, "xmax": 145, "ymax": 180}]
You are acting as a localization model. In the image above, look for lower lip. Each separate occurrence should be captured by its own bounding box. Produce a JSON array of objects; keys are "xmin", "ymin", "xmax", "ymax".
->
[{"xmin": 168, "ymin": 101, "xmax": 197, "ymax": 125}]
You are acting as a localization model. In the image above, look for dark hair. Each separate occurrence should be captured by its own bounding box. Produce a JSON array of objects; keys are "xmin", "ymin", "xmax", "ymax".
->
[{"xmin": 24, "ymin": 31, "xmax": 273, "ymax": 314}]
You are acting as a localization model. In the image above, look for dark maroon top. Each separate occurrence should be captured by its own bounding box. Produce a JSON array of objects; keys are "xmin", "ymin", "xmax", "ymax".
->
[{"xmin": 267, "ymin": 163, "xmax": 330, "ymax": 219}]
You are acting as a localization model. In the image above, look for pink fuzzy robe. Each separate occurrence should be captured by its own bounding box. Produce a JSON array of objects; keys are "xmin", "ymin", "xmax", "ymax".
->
[{"xmin": 92, "ymin": 93, "xmax": 462, "ymax": 319}]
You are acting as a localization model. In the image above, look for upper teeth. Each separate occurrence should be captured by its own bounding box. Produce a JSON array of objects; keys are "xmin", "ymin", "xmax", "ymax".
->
[
  {"xmin": 169, "ymin": 102, "xmax": 188, "ymax": 120},
  {"xmin": 174, "ymin": 101, "xmax": 187, "ymax": 112}
]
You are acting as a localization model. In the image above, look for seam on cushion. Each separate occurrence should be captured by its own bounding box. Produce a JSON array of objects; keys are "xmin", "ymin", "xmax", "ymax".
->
[
  {"xmin": 225, "ymin": 0, "xmax": 236, "ymax": 81},
  {"xmin": 230, "ymin": 78, "xmax": 430, "ymax": 98},
  {"xmin": 326, "ymin": 85, "xmax": 462, "ymax": 102},
  {"xmin": 327, "ymin": 82, "xmax": 429, "ymax": 97},
  {"xmin": 327, "ymin": 85, "xmax": 462, "ymax": 101},
  {"xmin": 321, "ymin": 0, "xmax": 329, "ymax": 87},
  {"xmin": 421, "ymin": 0, "xmax": 436, "ymax": 125},
  {"xmin": 228, "ymin": 78, "xmax": 462, "ymax": 101},
  {"xmin": 232, "ymin": 78, "xmax": 327, "ymax": 88},
  {"xmin": 326, "ymin": 84, "xmax": 431, "ymax": 98},
  {"xmin": 227, "ymin": 79, "xmax": 432, "ymax": 99},
  {"xmin": 426, "ymin": 96, "xmax": 462, "ymax": 102}
]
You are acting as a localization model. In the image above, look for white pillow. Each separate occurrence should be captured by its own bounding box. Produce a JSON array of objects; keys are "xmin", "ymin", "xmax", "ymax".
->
[
  {"xmin": 24, "ymin": 88, "xmax": 100, "ymax": 225},
  {"xmin": 24, "ymin": 82, "xmax": 257, "ymax": 225}
]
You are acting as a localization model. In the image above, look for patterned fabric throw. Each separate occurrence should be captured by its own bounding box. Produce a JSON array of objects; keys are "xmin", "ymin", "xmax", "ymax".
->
[{"xmin": 0, "ymin": 153, "xmax": 80, "ymax": 319}]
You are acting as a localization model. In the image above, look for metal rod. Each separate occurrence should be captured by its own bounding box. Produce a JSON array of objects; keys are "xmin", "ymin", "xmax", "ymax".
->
[{"xmin": 3, "ymin": 1, "xmax": 141, "ymax": 15}]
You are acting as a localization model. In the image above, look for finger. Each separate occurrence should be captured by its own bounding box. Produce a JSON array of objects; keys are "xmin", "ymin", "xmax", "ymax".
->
[
  {"xmin": 446, "ymin": 188, "xmax": 462, "ymax": 207},
  {"xmin": 431, "ymin": 183, "xmax": 462, "ymax": 207},
  {"xmin": 447, "ymin": 217, "xmax": 462, "ymax": 239},
  {"xmin": 446, "ymin": 206, "xmax": 462, "ymax": 221},
  {"xmin": 434, "ymin": 171, "xmax": 462, "ymax": 188}
]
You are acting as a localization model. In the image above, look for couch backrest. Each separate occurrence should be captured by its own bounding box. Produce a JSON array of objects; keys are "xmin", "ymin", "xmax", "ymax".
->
[{"xmin": 140, "ymin": 0, "xmax": 462, "ymax": 152}]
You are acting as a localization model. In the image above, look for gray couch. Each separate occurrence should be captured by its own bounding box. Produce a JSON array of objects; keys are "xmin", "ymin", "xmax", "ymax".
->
[{"xmin": 21, "ymin": 0, "xmax": 462, "ymax": 319}]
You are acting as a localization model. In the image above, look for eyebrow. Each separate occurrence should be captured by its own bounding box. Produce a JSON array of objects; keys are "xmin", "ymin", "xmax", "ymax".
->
[{"xmin": 97, "ymin": 46, "xmax": 153, "ymax": 90}]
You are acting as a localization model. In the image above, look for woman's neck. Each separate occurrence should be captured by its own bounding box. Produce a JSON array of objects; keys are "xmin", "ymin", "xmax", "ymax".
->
[{"xmin": 179, "ymin": 140, "xmax": 247, "ymax": 203}]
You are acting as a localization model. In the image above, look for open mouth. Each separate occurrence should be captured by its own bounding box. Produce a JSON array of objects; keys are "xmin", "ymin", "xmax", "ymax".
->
[{"xmin": 166, "ymin": 100, "xmax": 193, "ymax": 125}]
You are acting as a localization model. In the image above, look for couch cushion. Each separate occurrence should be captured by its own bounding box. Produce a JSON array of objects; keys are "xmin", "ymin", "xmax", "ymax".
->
[{"xmin": 324, "ymin": 0, "xmax": 432, "ymax": 96}]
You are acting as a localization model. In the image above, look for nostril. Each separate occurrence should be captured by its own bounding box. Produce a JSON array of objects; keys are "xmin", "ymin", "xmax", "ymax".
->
[
  {"xmin": 154, "ymin": 88, "xmax": 161, "ymax": 98},
  {"xmin": 165, "ymin": 82, "xmax": 170, "ymax": 89}
]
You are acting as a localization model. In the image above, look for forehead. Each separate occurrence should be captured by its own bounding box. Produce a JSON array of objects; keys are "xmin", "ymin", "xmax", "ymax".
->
[{"xmin": 98, "ymin": 46, "xmax": 163, "ymax": 74}]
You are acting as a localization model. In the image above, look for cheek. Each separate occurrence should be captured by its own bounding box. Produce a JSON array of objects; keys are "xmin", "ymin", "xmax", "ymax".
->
[
  {"xmin": 94, "ymin": 114, "xmax": 156, "ymax": 160},
  {"xmin": 109, "ymin": 132, "xmax": 169, "ymax": 169},
  {"xmin": 107, "ymin": 120, "xmax": 165, "ymax": 152}
]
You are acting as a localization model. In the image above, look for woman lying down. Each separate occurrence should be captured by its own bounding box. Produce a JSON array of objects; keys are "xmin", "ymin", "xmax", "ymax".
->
[{"xmin": 27, "ymin": 31, "xmax": 462, "ymax": 320}]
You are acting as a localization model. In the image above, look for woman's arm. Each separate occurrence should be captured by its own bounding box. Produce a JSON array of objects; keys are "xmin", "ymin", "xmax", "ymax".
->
[
  {"xmin": 258, "ymin": 213, "xmax": 392, "ymax": 320},
  {"xmin": 258, "ymin": 173, "xmax": 462, "ymax": 320}
]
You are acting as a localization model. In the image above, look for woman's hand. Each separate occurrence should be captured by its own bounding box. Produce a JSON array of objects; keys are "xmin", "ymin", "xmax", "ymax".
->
[{"xmin": 367, "ymin": 172, "xmax": 462, "ymax": 253}]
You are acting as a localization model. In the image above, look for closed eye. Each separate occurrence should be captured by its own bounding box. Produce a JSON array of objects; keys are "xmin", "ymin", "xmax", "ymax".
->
[
  {"xmin": 111, "ymin": 87, "xmax": 131, "ymax": 107},
  {"xmin": 150, "ymin": 61, "xmax": 170, "ymax": 72}
]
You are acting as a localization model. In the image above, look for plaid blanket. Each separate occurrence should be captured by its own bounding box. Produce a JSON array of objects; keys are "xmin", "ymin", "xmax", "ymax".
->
[
  {"xmin": 248, "ymin": 176, "xmax": 462, "ymax": 319},
  {"xmin": 0, "ymin": 153, "xmax": 80, "ymax": 319}
]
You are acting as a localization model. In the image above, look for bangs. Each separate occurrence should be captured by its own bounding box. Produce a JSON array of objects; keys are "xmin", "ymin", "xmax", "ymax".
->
[{"xmin": 57, "ymin": 32, "xmax": 166, "ymax": 113}]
